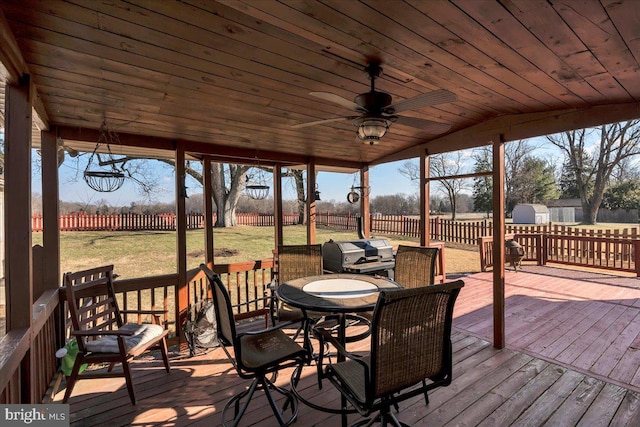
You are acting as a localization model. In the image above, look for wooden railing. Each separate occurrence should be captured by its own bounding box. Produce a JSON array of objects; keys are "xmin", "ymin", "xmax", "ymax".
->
[
  {"xmin": 546, "ymin": 234, "xmax": 640, "ymax": 273},
  {"xmin": 479, "ymin": 233, "xmax": 640, "ymax": 276},
  {"xmin": 0, "ymin": 289, "xmax": 61, "ymax": 404},
  {"xmin": 187, "ymin": 260, "xmax": 274, "ymax": 325},
  {"xmin": 430, "ymin": 241, "xmax": 447, "ymax": 284}
]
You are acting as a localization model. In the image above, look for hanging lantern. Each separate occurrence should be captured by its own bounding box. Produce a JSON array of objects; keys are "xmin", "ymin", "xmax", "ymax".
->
[
  {"xmin": 245, "ymin": 166, "xmax": 270, "ymax": 200},
  {"xmin": 347, "ymin": 189, "xmax": 360, "ymax": 204},
  {"xmin": 83, "ymin": 121, "xmax": 127, "ymax": 192}
]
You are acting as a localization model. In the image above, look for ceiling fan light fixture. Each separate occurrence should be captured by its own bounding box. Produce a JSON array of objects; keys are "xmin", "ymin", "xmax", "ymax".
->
[{"xmin": 354, "ymin": 117, "xmax": 391, "ymax": 144}]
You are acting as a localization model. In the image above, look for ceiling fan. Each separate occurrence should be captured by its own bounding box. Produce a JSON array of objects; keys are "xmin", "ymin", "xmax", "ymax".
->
[{"xmin": 291, "ymin": 59, "xmax": 457, "ymax": 144}]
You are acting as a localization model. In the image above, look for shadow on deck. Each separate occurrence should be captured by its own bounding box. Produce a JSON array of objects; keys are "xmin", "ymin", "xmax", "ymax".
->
[{"xmin": 54, "ymin": 266, "xmax": 640, "ymax": 426}]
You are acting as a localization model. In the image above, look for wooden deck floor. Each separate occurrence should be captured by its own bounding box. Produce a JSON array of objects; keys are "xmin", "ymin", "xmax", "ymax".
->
[{"xmin": 54, "ymin": 266, "xmax": 640, "ymax": 426}]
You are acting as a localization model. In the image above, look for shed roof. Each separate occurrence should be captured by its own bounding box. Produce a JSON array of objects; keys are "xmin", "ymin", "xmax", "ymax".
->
[{"xmin": 514, "ymin": 204, "xmax": 550, "ymax": 213}]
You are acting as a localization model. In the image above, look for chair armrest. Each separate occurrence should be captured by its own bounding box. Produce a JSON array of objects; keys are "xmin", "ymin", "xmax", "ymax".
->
[
  {"xmin": 71, "ymin": 329, "xmax": 135, "ymax": 337},
  {"xmin": 120, "ymin": 310, "xmax": 167, "ymax": 315},
  {"xmin": 314, "ymin": 327, "xmax": 365, "ymax": 362},
  {"xmin": 237, "ymin": 319, "xmax": 300, "ymax": 338},
  {"xmin": 120, "ymin": 309, "xmax": 167, "ymax": 326}
]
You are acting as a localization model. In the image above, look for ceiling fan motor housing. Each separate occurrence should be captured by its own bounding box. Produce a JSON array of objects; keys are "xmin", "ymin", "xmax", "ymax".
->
[{"xmin": 355, "ymin": 91, "xmax": 392, "ymax": 112}]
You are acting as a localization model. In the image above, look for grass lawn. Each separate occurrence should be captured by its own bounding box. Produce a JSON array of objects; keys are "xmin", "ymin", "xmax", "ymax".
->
[{"xmin": 32, "ymin": 225, "xmax": 481, "ymax": 280}]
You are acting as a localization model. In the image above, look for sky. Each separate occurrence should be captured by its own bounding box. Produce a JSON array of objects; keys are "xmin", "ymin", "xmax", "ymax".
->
[
  {"xmin": 30, "ymin": 135, "xmax": 562, "ymax": 208},
  {"xmin": 34, "ymin": 152, "xmax": 418, "ymax": 206}
]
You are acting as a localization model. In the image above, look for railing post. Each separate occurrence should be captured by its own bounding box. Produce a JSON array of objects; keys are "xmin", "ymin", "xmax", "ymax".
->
[
  {"xmin": 635, "ymin": 240, "xmax": 640, "ymax": 277},
  {"xmin": 479, "ymin": 236, "xmax": 487, "ymax": 272}
]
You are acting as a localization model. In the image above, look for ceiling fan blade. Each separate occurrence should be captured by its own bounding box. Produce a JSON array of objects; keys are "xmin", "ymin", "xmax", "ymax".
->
[
  {"xmin": 394, "ymin": 116, "xmax": 451, "ymax": 134},
  {"xmin": 386, "ymin": 89, "xmax": 457, "ymax": 114},
  {"xmin": 310, "ymin": 92, "xmax": 363, "ymax": 111},
  {"xmin": 291, "ymin": 116, "xmax": 352, "ymax": 129}
]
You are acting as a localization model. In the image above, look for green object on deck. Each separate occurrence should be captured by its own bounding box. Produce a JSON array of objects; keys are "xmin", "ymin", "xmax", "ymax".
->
[{"xmin": 56, "ymin": 341, "xmax": 88, "ymax": 377}]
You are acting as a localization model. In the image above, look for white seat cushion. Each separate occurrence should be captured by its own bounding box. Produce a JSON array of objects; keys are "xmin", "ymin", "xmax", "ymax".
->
[{"xmin": 85, "ymin": 323, "xmax": 164, "ymax": 354}]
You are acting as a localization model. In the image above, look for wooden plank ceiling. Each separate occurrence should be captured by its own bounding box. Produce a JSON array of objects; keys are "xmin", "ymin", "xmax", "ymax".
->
[{"xmin": 2, "ymin": 0, "xmax": 640, "ymax": 167}]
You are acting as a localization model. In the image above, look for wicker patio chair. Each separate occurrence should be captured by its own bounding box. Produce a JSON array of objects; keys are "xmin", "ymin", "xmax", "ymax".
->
[
  {"xmin": 320, "ymin": 280, "xmax": 464, "ymax": 426},
  {"xmin": 201, "ymin": 264, "xmax": 309, "ymax": 427},
  {"xmin": 269, "ymin": 244, "xmax": 324, "ymax": 325},
  {"xmin": 62, "ymin": 265, "xmax": 170, "ymax": 405},
  {"xmin": 394, "ymin": 245, "xmax": 439, "ymax": 288}
]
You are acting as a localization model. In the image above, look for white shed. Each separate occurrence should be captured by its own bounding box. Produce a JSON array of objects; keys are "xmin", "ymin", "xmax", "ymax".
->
[{"xmin": 512, "ymin": 204, "xmax": 550, "ymax": 224}]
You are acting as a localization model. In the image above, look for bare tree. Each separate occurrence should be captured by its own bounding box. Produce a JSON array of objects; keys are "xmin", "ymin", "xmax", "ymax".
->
[
  {"xmin": 284, "ymin": 169, "xmax": 306, "ymax": 224},
  {"xmin": 211, "ymin": 163, "xmax": 251, "ymax": 227},
  {"xmin": 504, "ymin": 140, "xmax": 531, "ymax": 212},
  {"xmin": 399, "ymin": 153, "xmax": 468, "ymax": 220},
  {"xmin": 430, "ymin": 153, "xmax": 467, "ymax": 220},
  {"xmin": 79, "ymin": 156, "xmax": 250, "ymax": 227},
  {"xmin": 546, "ymin": 121, "xmax": 640, "ymax": 224}
]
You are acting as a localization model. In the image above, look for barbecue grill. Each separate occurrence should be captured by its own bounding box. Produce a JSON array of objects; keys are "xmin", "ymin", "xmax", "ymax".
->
[{"xmin": 322, "ymin": 238, "xmax": 395, "ymax": 278}]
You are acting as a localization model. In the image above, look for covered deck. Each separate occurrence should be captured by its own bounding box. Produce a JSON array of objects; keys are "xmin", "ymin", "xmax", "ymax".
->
[
  {"xmin": 58, "ymin": 267, "xmax": 640, "ymax": 426},
  {"xmin": 3, "ymin": 2, "xmax": 640, "ymax": 425}
]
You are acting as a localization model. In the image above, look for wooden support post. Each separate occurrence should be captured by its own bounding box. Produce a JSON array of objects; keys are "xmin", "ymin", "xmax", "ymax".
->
[
  {"xmin": 175, "ymin": 142, "xmax": 188, "ymax": 345},
  {"xmin": 5, "ymin": 77, "xmax": 33, "ymax": 327},
  {"xmin": 420, "ymin": 149, "xmax": 430, "ymax": 246},
  {"xmin": 492, "ymin": 135, "xmax": 506, "ymax": 349},
  {"xmin": 307, "ymin": 162, "xmax": 316, "ymax": 245},
  {"xmin": 635, "ymin": 240, "xmax": 640, "ymax": 277},
  {"xmin": 202, "ymin": 157, "xmax": 214, "ymax": 264},
  {"xmin": 273, "ymin": 164, "xmax": 283, "ymax": 248},
  {"xmin": 5, "ymin": 76, "xmax": 34, "ymax": 402},
  {"xmin": 360, "ymin": 166, "xmax": 370, "ymax": 239},
  {"xmin": 40, "ymin": 129, "xmax": 60, "ymax": 292}
]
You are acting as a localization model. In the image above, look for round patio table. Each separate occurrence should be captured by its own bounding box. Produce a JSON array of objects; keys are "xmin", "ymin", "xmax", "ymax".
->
[{"xmin": 276, "ymin": 273, "xmax": 400, "ymax": 426}]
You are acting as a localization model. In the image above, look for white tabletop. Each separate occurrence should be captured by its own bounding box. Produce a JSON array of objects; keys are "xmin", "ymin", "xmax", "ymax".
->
[{"xmin": 303, "ymin": 279, "xmax": 378, "ymax": 299}]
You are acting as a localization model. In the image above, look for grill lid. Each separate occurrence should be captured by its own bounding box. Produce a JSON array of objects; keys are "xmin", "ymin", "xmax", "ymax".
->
[{"xmin": 322, "ymin": 238, "xmax": 394, "ymax": 273}]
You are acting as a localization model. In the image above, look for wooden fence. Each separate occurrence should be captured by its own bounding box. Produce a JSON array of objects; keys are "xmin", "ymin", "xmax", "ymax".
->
[{"xmin": 32, "ymin": 212, "xmax": 299, "ymax": 232}]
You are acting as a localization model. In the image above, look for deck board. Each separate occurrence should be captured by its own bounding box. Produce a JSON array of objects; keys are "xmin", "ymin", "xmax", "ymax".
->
[{"xmin": 52, "ymin": 266, "xmax": 640, "ymax": 426}]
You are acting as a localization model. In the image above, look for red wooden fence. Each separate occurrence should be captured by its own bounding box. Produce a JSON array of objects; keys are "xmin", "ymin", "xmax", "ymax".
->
[
  {"xmin": 33, "ymin": 212, "xmax": 640, "ymax": 248},
  {"xmin": 32, "ymin": 212, "xmax": 299, "ymax": 232}
]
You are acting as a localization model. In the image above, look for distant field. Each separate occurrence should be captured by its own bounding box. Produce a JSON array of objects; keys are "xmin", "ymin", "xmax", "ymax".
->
[{"xmin": 31, "ymin": 225, "xmax": 481, "ymax": 280}]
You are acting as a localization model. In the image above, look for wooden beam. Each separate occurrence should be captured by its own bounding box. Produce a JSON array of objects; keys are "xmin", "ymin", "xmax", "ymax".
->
[
  {"xmin": 373, "ymin": 102, "xmax": 640, "ymax": 164},
  {"xmin": 175, "ymin": 142, "xmax": 188, "ymax": 345},
  {"xmin": 202, "ymin": 157, "xmax": 214, "ymax": 264},
  {"xmin": 0, "ymin": 8, "xmax": 28, "ymax": 83},
  {"xmin": 360, "ymin": 167, "xmax": 370, "ymax": 239},
  {"xmin": 57, "ymin": 126, "xmax": 364, "ymax": 169},
  {"xmin": 40, "ymin": 129, "xmax": 60, "ymax": 294},
  {"xmin": 4, "ymin": 76, "xmax": 33, "ymax": 330},
  {"xmin": 184, "ymin": 140, "xmax": 363, "ymax": 170},
  {"xmin": 0, "ymin": 9, "xmax": 48, "ymax": 130},
  {"xmin": 428, "ymin": 170, "xmax": 493, "ymax": 181},
  {"xmin": 420, "ymin": 149, "xmax": 430, "ymax": 246},
  {"xmin": 4, "ymin": 75, "xmax": 34, "ymax": 403},
  {"xmin": 57, "ymin": 126, "xmax": 176, "ymax": 152},
  {"xmin": 306, "ymin": 162, "xmax": 316, "ymax": 245},
  {"xmin": 273, "ymin": 164, "xmax": 283, "ymax": 249},
  {"xmin": 492, "ymin": 135, "xmax": 506, "ymax": 349}
]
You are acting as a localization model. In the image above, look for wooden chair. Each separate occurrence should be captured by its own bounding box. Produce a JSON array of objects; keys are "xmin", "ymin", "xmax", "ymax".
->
[
  {"xmin": 201, "ymin": 264, "xmax": 309, "ymax": 426},
  {"xmin": 62, "ymin": 265, "xmax": 170, "ymax": 405},
  {"xmin": 320, "ymin": 280, "xmax": 464, "ymax": 426},
  {"xmin": 394, "ymin": 245, "xmax": 439, "ymax": 288}
]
